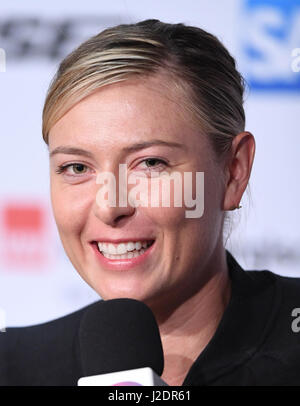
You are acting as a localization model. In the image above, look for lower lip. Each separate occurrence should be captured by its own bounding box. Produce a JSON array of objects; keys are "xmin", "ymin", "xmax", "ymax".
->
[{"xmin": 90, "ymin": 241, "xmax": 156, "ymax": 271}]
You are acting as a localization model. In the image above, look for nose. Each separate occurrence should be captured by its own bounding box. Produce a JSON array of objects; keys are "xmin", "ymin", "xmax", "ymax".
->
[
  {"xmin": 92, "ymin": 174, "xmax": 135, "ymax": 227},
  {"xmin": 93, "ymin": 200, "xmax": 136, "ymax": 227}
]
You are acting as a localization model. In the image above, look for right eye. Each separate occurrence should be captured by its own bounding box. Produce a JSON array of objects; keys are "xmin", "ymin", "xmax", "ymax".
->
[{"xmin": 55, "ymin": 163, "xmax": 89, "ymax": 175}]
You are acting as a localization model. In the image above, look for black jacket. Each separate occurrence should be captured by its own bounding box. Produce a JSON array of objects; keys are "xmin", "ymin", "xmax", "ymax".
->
[{"xmin": 1, "ymin": 250, "xmax": 300, "ymax": 386}]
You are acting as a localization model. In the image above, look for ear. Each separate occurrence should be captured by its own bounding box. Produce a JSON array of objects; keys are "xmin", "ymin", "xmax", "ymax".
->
[{"xmin": 223, "ymin": 132, "xmax": 256, "ymax": 211}]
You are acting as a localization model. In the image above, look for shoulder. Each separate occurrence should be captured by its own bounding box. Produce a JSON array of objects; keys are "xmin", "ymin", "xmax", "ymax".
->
[
  {"xmin": 1, "ymin": 300, "xmax": 96, "ymax": 343},
  {"xmin": 246, "ymin": 268, "xmax": 300, "ymax": 306},
  {"xmin": 0, "ymin": 301, "xmax": 99, "ymax": 385},
  {"xmin": 204, "ymin": 258, "xmax": 300, "ymax": 385},
  {"xmin": 244, "ymin": 270, "xmax": 300, "ymax": 384},
  {"xmin": 241, "ymin": 268, "xmax": 300, "ymax": 335}
]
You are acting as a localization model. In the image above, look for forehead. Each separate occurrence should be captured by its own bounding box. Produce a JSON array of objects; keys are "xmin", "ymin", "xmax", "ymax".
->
[{"xmin": 48, "ymin": 75, "xmax": 207, "ymax": 154}]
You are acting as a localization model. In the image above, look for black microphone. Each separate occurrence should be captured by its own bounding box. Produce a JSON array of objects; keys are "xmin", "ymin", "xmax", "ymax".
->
[{"xmin": 78, "ymin": 298, "xmax": 166, "ymax": 386}]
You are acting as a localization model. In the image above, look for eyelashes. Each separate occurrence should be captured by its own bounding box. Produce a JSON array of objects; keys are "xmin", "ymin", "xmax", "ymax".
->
[
  {"xmin": 55, "ymin": 158, "xmax": 168, "ymax": 177},
  {"xmin": 55, "ymin": 163, "xmax": 88, "ymax": 175},
  {"xmin": 138, "ymin": 158, "xmax": 168, "ymax": 171}
]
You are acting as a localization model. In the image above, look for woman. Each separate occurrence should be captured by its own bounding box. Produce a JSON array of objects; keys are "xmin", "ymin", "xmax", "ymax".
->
[{"xmin": 1, "ymin": 19, "xmax": 300, "ymax": 386}]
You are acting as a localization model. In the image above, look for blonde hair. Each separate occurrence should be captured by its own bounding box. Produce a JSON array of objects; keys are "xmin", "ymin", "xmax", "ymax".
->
[{"xmin": 42, "ymin": 19, "xmax": 245, "ymax": 164}]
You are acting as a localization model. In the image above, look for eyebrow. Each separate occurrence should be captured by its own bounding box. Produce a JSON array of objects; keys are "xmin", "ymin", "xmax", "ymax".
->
[{"xmin": 49, "ymin": 140, "xmax": 187, "ymax": 158}]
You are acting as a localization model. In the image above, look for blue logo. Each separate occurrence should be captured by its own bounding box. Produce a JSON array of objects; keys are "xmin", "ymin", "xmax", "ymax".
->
[{"xmin": 240, "ymin": 0, "xmax": 300, "ymax": 91}]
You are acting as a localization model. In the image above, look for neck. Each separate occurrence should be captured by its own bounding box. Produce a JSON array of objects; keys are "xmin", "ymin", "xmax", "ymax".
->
[{"xmin": 152, "ymin": 249, "xmax": 231, "ymax": 386}]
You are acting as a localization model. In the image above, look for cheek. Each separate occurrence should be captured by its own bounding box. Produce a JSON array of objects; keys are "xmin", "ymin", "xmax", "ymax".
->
[
  {"xmin": 135, "ymin": 172, "xmax": 207, "ymax": 231},
  {"xmin": 140, "ymin": 170, "xmax": 224, "ymax": 250},
  {"xmin": 140, "ymin": 203, "xmax": 186, "ymax": 229},
  {"xmin": 131, "ymin": 174, "xmax": 194, "ymax": 223},
  {"xmin": 50, "ymin": 180, "xmax": 92, "ymax": 238}
]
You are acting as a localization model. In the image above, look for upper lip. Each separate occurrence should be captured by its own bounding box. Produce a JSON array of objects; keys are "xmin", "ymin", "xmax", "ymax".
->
[{"xmin": 91, "ymin": 238, "xmax": 155, "ymax": 244}]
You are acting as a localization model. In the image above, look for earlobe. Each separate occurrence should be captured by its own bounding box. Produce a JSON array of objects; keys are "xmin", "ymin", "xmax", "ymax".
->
[{"xmin": 227, "ymin": 204, "xmax": 242, "ymax": 211}]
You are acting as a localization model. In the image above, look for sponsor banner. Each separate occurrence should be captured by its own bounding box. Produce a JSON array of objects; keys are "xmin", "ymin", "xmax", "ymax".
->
[
  {"xmin": 0, "ymin": 0, "xmax": 299, "ymax": 326},
  {"xmin": 240, "ymin": 0, "xmax": 300, "ymax": 91}
]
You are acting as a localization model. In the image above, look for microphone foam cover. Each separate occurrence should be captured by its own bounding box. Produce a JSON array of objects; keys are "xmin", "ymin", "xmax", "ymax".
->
[{"xmin": 79, "ymin": 298, "xmax": 164, "ymax": 377}]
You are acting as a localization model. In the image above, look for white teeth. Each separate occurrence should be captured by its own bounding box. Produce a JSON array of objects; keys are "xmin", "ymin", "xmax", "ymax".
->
[
  {"xmin": 116, "ymin": 243, "xmax": 127, "ymax": 255},
  {"xmin": 102, "ymin": 249, "xmax": 146, "ymax": 260},
  {"xmin": 97, "ymin": 240, "xmax": 153, "ymax": 259},
  {"xmin": 126, "ymin": 242, "xmax": 135, "ymax": 252},
  {"xmin": 135, "ymin": 242, "xmax": 142, "ymax": 250},
  {"xmin": 108, "ymin": 243, "xmax": 117, "ymax": 255}
]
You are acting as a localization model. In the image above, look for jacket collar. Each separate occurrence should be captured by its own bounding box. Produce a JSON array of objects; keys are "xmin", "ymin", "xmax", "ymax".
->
[{"xmin": 182, "ymin": 250, "xmax": 281, "ymax": 385}]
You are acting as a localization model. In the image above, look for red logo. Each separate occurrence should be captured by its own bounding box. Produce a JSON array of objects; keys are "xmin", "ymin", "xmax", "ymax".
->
[{"xmin": 0, "ymin": 202, "xmax": 51, "ymax": 269}]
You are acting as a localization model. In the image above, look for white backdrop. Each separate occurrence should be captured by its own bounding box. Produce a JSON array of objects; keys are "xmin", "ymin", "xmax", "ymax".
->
[{"xmin": 0, "ymin": 0, "xmax": 299, "ymax": 327}]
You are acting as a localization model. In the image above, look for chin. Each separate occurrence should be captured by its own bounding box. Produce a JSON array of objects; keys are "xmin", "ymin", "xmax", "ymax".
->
[{"xmin": 91, "ymin": 281, "xmax": 150, "ymax": 303}]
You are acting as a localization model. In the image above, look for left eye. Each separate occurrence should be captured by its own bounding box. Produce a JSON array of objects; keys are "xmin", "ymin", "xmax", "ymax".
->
[
  {"xmin": 139, "ymin": 158, "xmax": 167, "ymax": 170},
  {"xmin": 70, "ymin": 164, "xmax": 88, "ymax": 174}
]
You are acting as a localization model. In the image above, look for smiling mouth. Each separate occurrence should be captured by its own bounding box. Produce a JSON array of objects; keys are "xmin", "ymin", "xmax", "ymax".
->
[{"xmin": 93, "ymin": 240, "xmax": 155, "ymax": 260}]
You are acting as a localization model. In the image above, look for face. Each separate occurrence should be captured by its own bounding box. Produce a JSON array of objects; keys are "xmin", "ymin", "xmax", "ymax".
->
[{"xmin": 48, "ymin": 75, "xmax": 226, "ymax": 312}]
